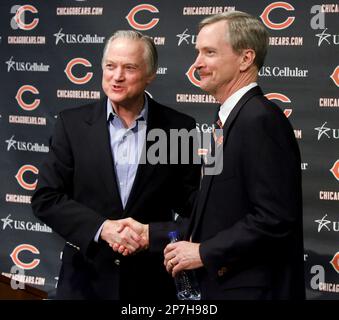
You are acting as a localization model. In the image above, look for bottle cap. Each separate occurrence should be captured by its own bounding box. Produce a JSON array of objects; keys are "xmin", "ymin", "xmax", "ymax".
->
[{"xmin": 168, "ymin": 230, "xmax": 178, "ymax": 240}]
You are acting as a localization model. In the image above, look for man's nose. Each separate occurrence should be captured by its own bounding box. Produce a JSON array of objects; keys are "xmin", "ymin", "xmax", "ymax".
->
[
  {"xmin": 113, "ymin": 67, "xmax": 124, "ymax": 81},
  {"xmin": 193, "ymin": 53, "xmax": 203, "ymax": 70}
]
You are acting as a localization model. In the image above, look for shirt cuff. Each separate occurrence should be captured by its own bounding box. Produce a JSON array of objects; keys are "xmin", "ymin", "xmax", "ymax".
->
[{"xmin": 94, "ymin": 221, "xmax": 106, "ymax": 243}]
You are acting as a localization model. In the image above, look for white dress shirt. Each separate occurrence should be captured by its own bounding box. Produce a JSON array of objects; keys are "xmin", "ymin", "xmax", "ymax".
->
[{"xmin": 218, "ymin": 82, "xmax": 258, "ymax": 126}]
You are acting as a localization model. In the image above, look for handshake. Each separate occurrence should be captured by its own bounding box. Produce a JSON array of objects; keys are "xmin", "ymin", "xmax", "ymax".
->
[
  {"xmin": 100, "ymin": 217, "xmax": 149, "ymax": 256},
  {"xmin": 100, "ymin": 217, "xmax": 203, "ymax": 277}
]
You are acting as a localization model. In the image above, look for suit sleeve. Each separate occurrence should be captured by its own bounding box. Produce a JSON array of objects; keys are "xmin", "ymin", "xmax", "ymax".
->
[
  {"xmin": 149, "ymin": 116, "xmax": 201, "ymax": 252},
  {"xmin": 31, "ymin": 114, "xmax": 106, "ymax": 256},
  {"xmin": 173, "ymin": 116, "xmax": 201, "ymax": 217},
  {"xmin": 199, "ymin": 108, "xmax": 302, "ymax": 278}
]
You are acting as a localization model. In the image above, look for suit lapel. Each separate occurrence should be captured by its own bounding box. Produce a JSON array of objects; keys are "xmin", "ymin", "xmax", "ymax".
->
[
  {"xmin": 85, "ymin": 98, "xmax": 124, "ymax": 214},
  {"xmin": 123, "ymin": 97, "xmax": 164, "ymax": 214},
  {"xmin": 191, "ymin": 86, "xmax": 264, "ymax": 238}
]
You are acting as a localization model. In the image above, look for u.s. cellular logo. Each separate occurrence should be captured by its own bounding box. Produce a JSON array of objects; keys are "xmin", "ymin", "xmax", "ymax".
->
[
  {"xmin": 5, "ymin": 135, "xmax": 49, "ymax": 153},
  {"xmin": 5, "ymin": 56, "xmax": 50, "ymax": 72},
  {"xmin": 53, "ymin": 28, "xmax": 105, "ymax": 45}
]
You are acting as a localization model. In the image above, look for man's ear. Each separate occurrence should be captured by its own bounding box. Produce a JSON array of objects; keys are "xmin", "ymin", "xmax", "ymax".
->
[
  {"xmin": 239, "ymin": 49, "xmax": 256, "ymax": 72},
  {"xmin": 146, "ymin": 73, "xmax": 156, "ymax": 85}
]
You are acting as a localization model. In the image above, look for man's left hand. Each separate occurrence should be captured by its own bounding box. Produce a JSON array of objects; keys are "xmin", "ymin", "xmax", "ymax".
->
[{"xmin": 164, "ymin": 241, "xmax": 203, "ymax": 277}]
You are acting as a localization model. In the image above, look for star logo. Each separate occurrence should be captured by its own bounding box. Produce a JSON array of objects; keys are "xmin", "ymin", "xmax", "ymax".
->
[
  {"xmin": 1, "ymin": 214, "xmax": 13, "ymax": 230},
  {"xmin": 5, "ymin": 135, "xmax": 17, "ymax": 151},
  {"xmin": 315, "ymin": 28, "xmax": 331, "ymax": 46},
  {"xmin": 176, "ymin": 29, "xmax": 191, "ymax": 46},
  {"xmin": 5, "ymin": 56, "xmax": 16, "ymax": 72},
  {"xmin": 314, "ymin": 122, "xmax": 331, "ymax": 140},
  {"xmin": 53, "ymin": 28, "xmax": 65, "ymax": 45},
  {"xmin": 314, "ymin": 214, "xmax": 331, "ymax": 232}
]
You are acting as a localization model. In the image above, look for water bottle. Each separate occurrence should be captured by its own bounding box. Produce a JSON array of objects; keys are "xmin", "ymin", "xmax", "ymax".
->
[{"xmin": 168, "ymin": 231, "xmax": 201, "ymax": 300}]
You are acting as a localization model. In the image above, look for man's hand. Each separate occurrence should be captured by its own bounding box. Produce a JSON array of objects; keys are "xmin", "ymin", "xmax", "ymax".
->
[
  {"xmin": 164, "ymin": 241, "xmax": 203, "ymax": 277},
  {"xmin": 111, "ymin": 218, "xmax": 149, "ymax": 256},
  {"xmin": 100, "ymin": 219, "xmax": 142, "ymax": 255}
]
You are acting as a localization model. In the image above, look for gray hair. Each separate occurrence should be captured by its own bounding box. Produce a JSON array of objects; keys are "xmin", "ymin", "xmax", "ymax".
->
[
  {"xmin": 102, "ymin": 30, "xmax": 158, "ymax": 76},
  {"xmin": 199, "ymin": 11, "xmax": 269, "ymax": 70}
]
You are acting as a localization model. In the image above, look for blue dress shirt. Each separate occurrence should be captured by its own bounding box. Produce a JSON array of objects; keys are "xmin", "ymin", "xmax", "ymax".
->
[
  {"xmin": 106, "ymin": 97, "xmax": 148, "ymax": 208},
  {"xmin": 94, "ymin": 95, "xmax": 148, "ymax": 242}
]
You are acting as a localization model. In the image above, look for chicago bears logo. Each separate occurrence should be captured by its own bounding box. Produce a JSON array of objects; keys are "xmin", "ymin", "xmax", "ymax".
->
[
  {"xmin": 10, "ymin": 244, "xmax": 40, "ymax": 270},
  {"xmin": 15, "ymin": 85, "xmax": 40, "ymax": 111},
  {"xmin": 265, "ymin": 92, "xmax": 292, "ymax": 117},
  {"xmin": 330, "ymin": 252, "xmax": 339, "ymax": 273},
  {"xmin": 330, "ymin": 160, "xmax": 339, "ymax": 181},
  {"xmin": 330, "ymin": 66, "xmax": 339, "ymax": 87},
  {"xmin": 260, "ymin": 2, "xmax": 295, "ymax": 30},
  {"xmin": 126, "ymin": 4, "xmax": 159, "ymax": 30},
  {"xmin": 14, "ymin": 5, "xmax": 39, "ymax": 30},
  {"xmin": 186, "ymin": 64, "xmax": 200, "ymax": 87},
  {"xmin": 64, "ymin": 58, "xmax": 93, "ymax": 85},
  {"xmin": 15, "ymin": 164, "xmax": 39, "ymax": 191}
]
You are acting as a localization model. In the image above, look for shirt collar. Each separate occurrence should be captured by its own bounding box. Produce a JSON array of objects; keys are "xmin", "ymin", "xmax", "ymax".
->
[
  {"xmin": 106, "ymin": 94, "xmax": 148, "ymax": 124},
  {"xmin": 218, "ymin": 82, "xmax": 258, "ymax": 126}
]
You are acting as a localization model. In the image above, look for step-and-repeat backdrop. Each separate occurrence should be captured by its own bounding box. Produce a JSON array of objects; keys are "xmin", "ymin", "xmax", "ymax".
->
[{"xmin": 0, "ymin": 0, "xmax": 338, "ymax": 299}]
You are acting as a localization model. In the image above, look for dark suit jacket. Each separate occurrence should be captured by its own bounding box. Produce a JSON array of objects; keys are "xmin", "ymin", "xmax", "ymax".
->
[
  {"xmin": 31, "ymin": 96, "xmax": 200, "ymax": 300},
  {"xmin": 189, "ymin": 86, "xmax": 305, "ymax": 300}
]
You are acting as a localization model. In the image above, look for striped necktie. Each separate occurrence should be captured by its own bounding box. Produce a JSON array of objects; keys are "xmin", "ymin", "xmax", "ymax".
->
[{"xmin": 213, "ymin": 117, "xmax": 224, "ymax": 146}]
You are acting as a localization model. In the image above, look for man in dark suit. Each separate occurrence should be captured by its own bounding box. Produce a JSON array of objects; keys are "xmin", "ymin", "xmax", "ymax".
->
[
  {"xmin": 31, "ymin": 30, "xmax": 199, "ymax": 300},
  {"xmin": 164, "ymin": 11, "xmax": 305, "ymax": 299}
]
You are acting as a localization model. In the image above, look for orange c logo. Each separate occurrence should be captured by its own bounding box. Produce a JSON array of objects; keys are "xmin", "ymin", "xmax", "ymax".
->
[
  {"xmin": 330, "ymin": 160, "xmax": 339, "ymax": 181},
  {"xmin": 15, "ymin": 85, "xmax": 40, "ymax": 111},
  {"xmin": 260, "ymin": 2, "xmax": 295, "ymax": 30},
  {"xmin": 15, "ymin": 164, "xmax": 39, "ymax": 191},
  {"xmin": 64, "ymin": 58, "xmax": 93, "ymax": 85},
  {"xmin": 14, "ymin": 5, "xmax": 39, "ymax": 30},
  {"xmin": 330, "ymin": 251, "xmax": 339, "ymax": 273},
  {"xmin": 186, "ymin": 64, "xmax": 201, "ymax": 88},
  {"xmin": 265, "ymin": 92, "xmax": 292, "ymax": 117},
  {"xmin": 330, "ymin": 66, "xmax": 339, "ymax": 87},
  {"xmin": 126, "ymin": 4, "xmax": 159, "ymax": 30},
  {"xmin": 10, "ymin": 244, "xmax": 40, "ymax": 270}
]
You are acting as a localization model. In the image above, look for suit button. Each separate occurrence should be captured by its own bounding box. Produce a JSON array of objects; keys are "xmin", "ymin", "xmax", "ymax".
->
[
  {"xmin": 114, "ymin": 259, "xmax": 120, "ymax": 266},
  {"xmin": 217, "ymin": 266, "xmax": 228, "ymax": 277}
]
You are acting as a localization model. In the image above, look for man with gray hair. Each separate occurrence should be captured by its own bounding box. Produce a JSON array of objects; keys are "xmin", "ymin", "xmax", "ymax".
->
[
  {"xmin": 32, "ymin": 30, "xmax": 200, "ymax": 300},
  {"xmin": 164, "ymin": 11, "xmax": 305, "ymax": 299}
]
